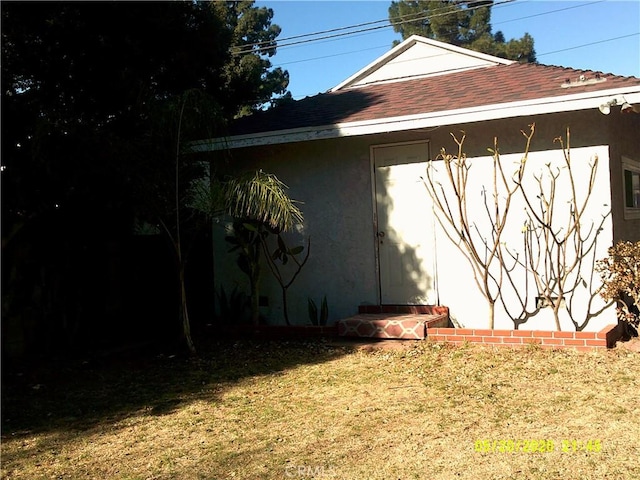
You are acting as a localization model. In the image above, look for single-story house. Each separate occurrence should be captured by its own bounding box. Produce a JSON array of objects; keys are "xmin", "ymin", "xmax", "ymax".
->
[{"xmin": 197, "ymin": 35, "xmax": 640, "ymax": 332}]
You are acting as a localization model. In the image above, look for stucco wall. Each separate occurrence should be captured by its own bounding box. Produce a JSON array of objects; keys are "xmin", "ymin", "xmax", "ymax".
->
[
  {"xmin": 214, "ymin": 111, "xmax": 636, "ymax": 330},
  {"xmin": 212, "ymin": 136, "xmax": 380, "ymax": 326},
  {"xmin": 429, "ymin": 143, "xmax": 612, "ymax": 331}
]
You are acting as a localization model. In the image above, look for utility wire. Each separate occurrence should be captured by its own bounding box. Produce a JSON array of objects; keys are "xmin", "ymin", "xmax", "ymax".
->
[
  {"xmin": 279, "ymin": 31, "xmax": 638, "ymax": 71},
  {"xmin": 494, "ymin": 0, "xmax": 605, "ymax": 25},
  {"xmin": 277, "ymin": 45, "xmax": 389, "ymax": 67},
  {"xmin": 235, "ymin": 0, "xmax": 604, "ymax": 57},
  {"xmin": 280, "ymin": 30, "xmax": 638, "ymax": 100},
  {"xmin": 234, "ymin": 0, "xmax": 490, "ymax": 50},
  {"xmin": 232, "ymin": 0, "xmax": 516, "ymax": 55},
  {"xmin": 269, "ymin": 0, "xmax": 621, "ymax": 71},
  {"xmin": 238, "ymin": 0, "xmax": 635, "ymax": 100},
  {"xmin": 537, "ymin": 32, "xmax": 640, "ymax": 58}
]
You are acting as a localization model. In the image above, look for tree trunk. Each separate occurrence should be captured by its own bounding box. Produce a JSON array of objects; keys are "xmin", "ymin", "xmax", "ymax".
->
[
  {"xmin": 488, "ymin": 301, "xmax": 495, "ymax": 329},
  {"xmin": 282, "ymin": 287, "xmax": 290, "ymax": 326},
  {"xmin": 553, "ymin": 304, "xmax": 562, "ymax": 331},
  {"xmin": 179, "ymin": 264, "xmax": 196, "ymax": 354}
]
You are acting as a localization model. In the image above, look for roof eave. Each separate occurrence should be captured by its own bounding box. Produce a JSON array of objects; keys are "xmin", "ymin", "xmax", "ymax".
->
[{"xmin": 191, "ymin": 86, "xmax": 640, "ymax": 152}]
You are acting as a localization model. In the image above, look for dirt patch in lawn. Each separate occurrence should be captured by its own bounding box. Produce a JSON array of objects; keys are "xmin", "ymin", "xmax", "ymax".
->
[{"xmin": 2, "ymin": 339, "xmax": 639, "ymax": 479}]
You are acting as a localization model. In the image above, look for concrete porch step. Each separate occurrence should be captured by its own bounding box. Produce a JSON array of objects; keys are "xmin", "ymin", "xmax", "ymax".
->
[{"xmin": 337, "ymin": 307, "xmax": 450, "ymax": 340}]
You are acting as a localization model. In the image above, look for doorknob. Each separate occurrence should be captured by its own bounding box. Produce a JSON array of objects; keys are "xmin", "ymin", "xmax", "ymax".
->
[{"xmin": 377, "ymin": 231, "xmax": 385, "ymax": 237}]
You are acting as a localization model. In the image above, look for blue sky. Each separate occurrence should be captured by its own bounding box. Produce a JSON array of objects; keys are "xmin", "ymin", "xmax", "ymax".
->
[{"xmin": 256, "ymin": 0, "xmax": 640, "ymax": 100}]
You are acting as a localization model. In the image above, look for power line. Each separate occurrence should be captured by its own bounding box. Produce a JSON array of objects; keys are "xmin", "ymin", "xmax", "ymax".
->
[
  {"xmin": 236, "ymin": 0, "xmax": 487, "ymax": 51},
  {"xmin": 276, "ymin": 45, "xmax": 390, "ymax": 67},
  {"xmin": 245, "ymin": 13, "xmax": 390, "ymax": 46},
  {"xmin": 243, "ymin": 0, "xmax": 637, "ymax": 100},
  {"xmin": 239, "ymin": 0, "xmax": 607, "ymax": 58},
  {"xmin": 276, "ymin": 28, "xmax": 638, "ymax": 73},
  {"xmin": 492, "ymin": 0, "xmax": 605, "ymax": 26},
  {"xmin": 537, "ymin": 32, "xmax": 640, "ymax": 58},
  {"xmin": 232, "ymin": 0, "xmax": 516, "ymax": 55},
  {"xmin": 281, "ymin": 29, "xmax": 638, "ymax": 100}
]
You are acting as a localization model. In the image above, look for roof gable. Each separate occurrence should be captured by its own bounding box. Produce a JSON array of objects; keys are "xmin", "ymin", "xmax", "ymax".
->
[{"xmin": 331, "ymin": 35, "xmax": 513, "ymax": 91}]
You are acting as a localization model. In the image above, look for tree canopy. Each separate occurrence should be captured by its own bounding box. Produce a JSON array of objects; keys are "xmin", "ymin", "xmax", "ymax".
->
[
  {"xmin": 388, "ymin": 0, "xmax": 536, "ymax": 63},
  {"xmin": 1, "ymin": 1, "xmax": 290, "ymax": 355},
  {"xmin": 2, "ymin": 1, "xmax": 289, "ymax": 229}
]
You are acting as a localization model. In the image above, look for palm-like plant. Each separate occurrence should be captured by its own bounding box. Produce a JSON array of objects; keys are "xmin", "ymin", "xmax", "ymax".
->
[
  {"xmin": 222, "ymin": 170, "xmax": 304, "ymax": 325},
  {"xmin": 223, "ymin": 170, "xmax": 303, "ymax": 230}
]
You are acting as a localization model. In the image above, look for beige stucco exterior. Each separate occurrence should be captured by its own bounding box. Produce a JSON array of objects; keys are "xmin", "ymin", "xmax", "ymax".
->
[{"xmin": 212, "ymin": 111, "xmax": 640, "ymax": 331}]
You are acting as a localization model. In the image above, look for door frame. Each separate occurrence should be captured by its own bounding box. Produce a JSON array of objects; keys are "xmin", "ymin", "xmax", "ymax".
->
[{"xmin": 369, "ymin": 139, "xmax": 432, "ymax": 305}]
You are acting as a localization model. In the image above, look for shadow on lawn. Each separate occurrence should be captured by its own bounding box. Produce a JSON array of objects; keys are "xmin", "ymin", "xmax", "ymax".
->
[{"xmin": 1, "ymin": 338, "xmax": 353, "ymax": 438}]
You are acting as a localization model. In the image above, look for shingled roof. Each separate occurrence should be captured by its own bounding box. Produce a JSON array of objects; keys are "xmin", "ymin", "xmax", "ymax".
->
[
  {"xmin": 231, "ymin": 62, "xmax": 640, "ymax": 137},
  {"xmin": 195, "ymin": 36, "xmax": 639, "ymax": 151}
]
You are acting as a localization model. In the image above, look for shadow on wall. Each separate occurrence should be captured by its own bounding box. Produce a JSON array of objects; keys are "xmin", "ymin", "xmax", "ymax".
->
[
  {"xmin": 210, "ymin": 147, "xmax": 437, "ymax": 326},
  {"xmin": 423, "ymin": 128, "xmax": 614, "ymax": 331},
  {"xmin": 372, "ymin": 144, "xmax": 435, "ymax": 307}
]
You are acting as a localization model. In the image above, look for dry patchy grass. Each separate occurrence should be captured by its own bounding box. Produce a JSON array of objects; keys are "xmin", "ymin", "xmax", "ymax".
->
[{"xmin": 2, "ymin": 340, "xmax": 639, "ymax": 479}]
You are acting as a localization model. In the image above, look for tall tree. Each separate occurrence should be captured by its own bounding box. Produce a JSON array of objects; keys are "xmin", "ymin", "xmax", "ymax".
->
[
  {"xmin": 215, "ymin": 1, "xmax": 291, "ymax": 117},
  {"xmin": 389, "ymin": 0, "xmax": 536, "ymax": 62},
  {"xmin": 1, "ymin": 1, "xmax": 289, "ymax": 356}
]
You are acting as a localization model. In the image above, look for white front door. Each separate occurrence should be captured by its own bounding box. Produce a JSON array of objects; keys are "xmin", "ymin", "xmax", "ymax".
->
[{"xmin": 373, "ymin": 142, "xmax": 435, "ymax": 305}]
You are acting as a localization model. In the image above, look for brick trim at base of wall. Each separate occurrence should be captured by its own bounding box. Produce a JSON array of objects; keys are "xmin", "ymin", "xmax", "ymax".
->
[{"xmin": 427, "ymin": 324, "xmax": 623, "ymax": 351}]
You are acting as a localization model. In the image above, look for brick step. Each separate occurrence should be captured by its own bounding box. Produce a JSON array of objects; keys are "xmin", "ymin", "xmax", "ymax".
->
[{"xmin": 337, "ymin": 312, "xmax": 450, "ymax": 340}]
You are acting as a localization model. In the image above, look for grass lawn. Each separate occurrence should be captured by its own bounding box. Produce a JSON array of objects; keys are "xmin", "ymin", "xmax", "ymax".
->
[{"xmin": 2, "ymin": 339, "xmax": 639, "ymax": 479}]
